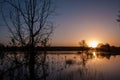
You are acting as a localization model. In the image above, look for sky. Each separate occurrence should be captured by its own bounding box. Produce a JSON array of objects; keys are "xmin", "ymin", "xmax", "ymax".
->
[{"xmin": 0, "ymin": 0, "xmax": 120, "ymax": 46}]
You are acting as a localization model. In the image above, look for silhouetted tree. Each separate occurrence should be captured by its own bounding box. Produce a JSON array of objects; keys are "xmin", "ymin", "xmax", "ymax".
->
[
  {"xmin": 79, "ymin": 40, "xmax": 88, "ymax": 51},
  {"xmin": 99, "ymin": 43, "xmax": 111, "ymax": 52},
  {"xmin": 79, "ymin": 40, "xmax": 88, "ymax": 48},
  {"xmin": 1, "ymin": 0, "xmax": 54, "ymax": 47},
  {"xmin": 1, "ymin": 0, "xmax": 55, "ymax": 80}
]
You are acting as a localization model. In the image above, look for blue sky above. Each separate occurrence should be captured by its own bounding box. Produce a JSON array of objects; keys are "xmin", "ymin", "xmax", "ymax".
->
[{"xmin": 0, "ymin": 0, "xmax": 120, "ymax": 46}]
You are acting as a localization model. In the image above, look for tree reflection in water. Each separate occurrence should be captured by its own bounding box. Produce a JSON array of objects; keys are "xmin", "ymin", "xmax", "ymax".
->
[{"xmin": 0, "ymin": 51, "xmax": 120, "ymax": 80}]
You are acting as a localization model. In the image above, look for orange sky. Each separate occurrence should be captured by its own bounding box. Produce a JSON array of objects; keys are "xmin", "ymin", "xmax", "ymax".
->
[{"xmin": 51, "ymin": 0, "xmax": 120, "ymax": 46}]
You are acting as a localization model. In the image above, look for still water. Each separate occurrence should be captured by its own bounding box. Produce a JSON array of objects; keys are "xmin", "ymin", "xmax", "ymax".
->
[{"xmin": 0, "ymin": 51, "xmax": 120, "ymax": 80}]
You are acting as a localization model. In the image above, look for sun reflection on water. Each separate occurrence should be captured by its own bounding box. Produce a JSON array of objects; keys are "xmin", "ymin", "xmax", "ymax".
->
[{"xmin": 93, "ymin": 52, "xmax": 97, "ymax": 60}]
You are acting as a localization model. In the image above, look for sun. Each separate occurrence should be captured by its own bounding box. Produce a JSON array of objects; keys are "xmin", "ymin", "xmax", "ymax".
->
[{"xmin": 89, "ymin": 41, "xmax": 98, "ymax": 48}]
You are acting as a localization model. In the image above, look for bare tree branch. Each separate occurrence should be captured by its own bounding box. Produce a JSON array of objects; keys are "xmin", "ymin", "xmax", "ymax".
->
[{"xmin": 1, "ymin": 0, "xmax": 55, "ymax": 47}]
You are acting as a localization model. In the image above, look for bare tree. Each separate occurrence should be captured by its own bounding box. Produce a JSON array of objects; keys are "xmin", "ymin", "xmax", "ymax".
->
[
  {"xmin": 79, "ymin": 40, "xmax": 87, "ymax": 48},
  {"xmin": 1, "ymin": 1, "xmax": 55, "ymax": 79},
  {"xmin": 79, "ymin": 40, "xmax": 88, "ymax": 51},
  {"xmin": 1, "ymin": 0, "xmax": 55, "ymax": 47}
]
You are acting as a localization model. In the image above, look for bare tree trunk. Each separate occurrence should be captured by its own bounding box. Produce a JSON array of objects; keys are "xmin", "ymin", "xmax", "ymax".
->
[
  {"xmin": 1, "ymin": 0, "xmax": 55, "ymax": 80},
  {"xmin": 29, "ymin": 50, "xmax": 35, "ymax": 80}
]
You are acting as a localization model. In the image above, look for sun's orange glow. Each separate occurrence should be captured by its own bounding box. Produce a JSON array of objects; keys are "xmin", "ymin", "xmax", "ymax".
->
[{"xmin": 89, "ymin": 41, "xmax": 98, "ymax": 48}]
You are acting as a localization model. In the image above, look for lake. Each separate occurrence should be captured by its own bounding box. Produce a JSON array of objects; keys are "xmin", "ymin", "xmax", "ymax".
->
[{"xmin": 0, "ymin": 51, "xmax": 120, "ymax": 80}]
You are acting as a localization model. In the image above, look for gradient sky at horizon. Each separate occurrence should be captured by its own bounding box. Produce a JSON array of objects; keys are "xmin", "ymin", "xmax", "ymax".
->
[{"xmin": 0, "ymin": 0, "xmax": 120, "ymax": 46}]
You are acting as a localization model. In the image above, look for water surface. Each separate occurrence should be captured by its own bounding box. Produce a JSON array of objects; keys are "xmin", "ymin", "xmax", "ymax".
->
[{"xmin": 0, "ymin": 51, "xmax": 120, "ymax": 80}]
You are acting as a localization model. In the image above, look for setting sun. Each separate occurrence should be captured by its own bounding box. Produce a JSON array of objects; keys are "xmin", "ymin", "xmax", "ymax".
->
[{"xmin": 89, "ymin": 41, "xmax": 98, "ymax": 48}]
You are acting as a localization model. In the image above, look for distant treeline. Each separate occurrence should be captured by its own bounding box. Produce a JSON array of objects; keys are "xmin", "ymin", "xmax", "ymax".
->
[
  {"xmin": 0, "ymin": 46, "xmax": 89, "ymax": 51},
  {"xmin": 0, "ymin": 43, "xmax": 120, "ymax": 53},
  {"xmin": 96, "ymin": 46, "xmax": 120, "ymax": 53}
]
